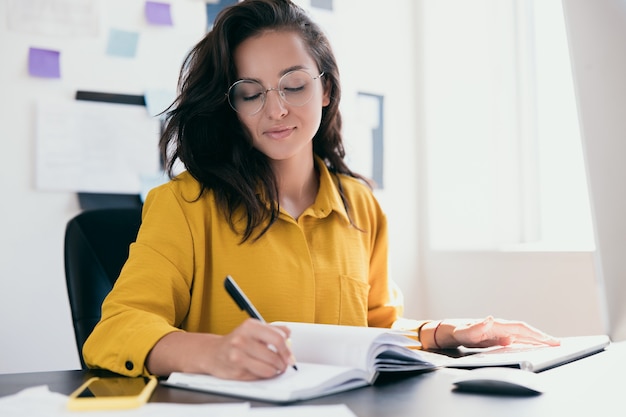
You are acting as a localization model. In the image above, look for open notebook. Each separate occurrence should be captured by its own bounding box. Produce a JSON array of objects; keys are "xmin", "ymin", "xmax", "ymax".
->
[
  {"xmin": 163, "ymin": 322, "xmax": 438, "ymax": 403},
  {"xmin": 163, "ymin": 323, "xmax": 610, "ymax": 403},
  {"xmin": 440, "ymin": 334, "xmax": 610, "ymax": 372}
]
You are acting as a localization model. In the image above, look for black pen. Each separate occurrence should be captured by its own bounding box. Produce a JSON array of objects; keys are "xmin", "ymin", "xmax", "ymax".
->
[{"xmin": 224, "ymin": 275, "xmax": 298, "ymax": 371}]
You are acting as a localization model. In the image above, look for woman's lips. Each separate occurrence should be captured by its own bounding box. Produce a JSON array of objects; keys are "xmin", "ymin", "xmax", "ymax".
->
[{"xmin": 265, "ymin": 126, "xmax": 294, "ymax": 140}]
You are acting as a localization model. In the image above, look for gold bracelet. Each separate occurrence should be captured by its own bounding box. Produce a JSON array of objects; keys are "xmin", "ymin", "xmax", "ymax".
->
[{"xmin": 416, "ymin": 321, "xmax": 431, "ymax": 344}]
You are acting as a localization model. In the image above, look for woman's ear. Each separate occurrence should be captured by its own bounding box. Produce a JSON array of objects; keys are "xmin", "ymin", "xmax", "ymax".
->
[{"xmin": 322, "ymin": 78, "xmax": 331, "ymax": 107}]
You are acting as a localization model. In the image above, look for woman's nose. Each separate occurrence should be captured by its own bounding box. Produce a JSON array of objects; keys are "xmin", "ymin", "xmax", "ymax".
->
[{"xmin": 263, "ymin": 89, "xmax": 288, "ymax": 118}]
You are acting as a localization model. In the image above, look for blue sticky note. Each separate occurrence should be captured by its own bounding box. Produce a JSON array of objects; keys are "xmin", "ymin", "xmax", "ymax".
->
[
  {"xmin": 28, "ymin": 47, "xmax": 61, "ymax": 78},
  {"xmin": 145, "ymin": 1, "xmax": 173, "ymax": 26},
  {"xmin": 206, "ymin": 0, "xmax": 238, "ymax": 28},
  {"xmin": 106, "ymin": 29, "xmax": 139, "ymax": 58}
]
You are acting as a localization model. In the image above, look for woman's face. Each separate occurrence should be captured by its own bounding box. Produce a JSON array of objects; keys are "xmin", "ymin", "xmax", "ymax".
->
[{"xmin": 232, "ymin": 30, "xmax": 330, "ymax": 163}]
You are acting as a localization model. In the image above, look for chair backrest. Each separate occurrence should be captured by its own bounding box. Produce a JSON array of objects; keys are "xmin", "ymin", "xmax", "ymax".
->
[{"xmin": 64, "ymin": 207, "xmax": 142, "ymax": 368}]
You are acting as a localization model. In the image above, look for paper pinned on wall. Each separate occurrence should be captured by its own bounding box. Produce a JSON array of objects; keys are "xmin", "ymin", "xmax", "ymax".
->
[
  {"xmin": 145, "ymin": 1, "xmax": 174, "ymax": 26},
  {"xmin": 6, "ymin": 0, "xmax": 100, "ymax": 37},
  {"xmin": 343, "ymin": 93, "xmax": 384, "ymax": 189},
  {"xmin": 28, "ymin": 47, "xmax": 61, "ymax": 78},
  {"xmin": 356, "ymin": 92, "xmax": 384, "ymax": 188},
  {"xmin": 35, "ymin": 98, "xmax": 161, "ymax": 194},
  {"xmin": 144, "ymin": 88, "xmax": 176, "ymax": 117},
  {"xmin": 106, "ymin": 28, "xmax": 140, "ymax": 58}
]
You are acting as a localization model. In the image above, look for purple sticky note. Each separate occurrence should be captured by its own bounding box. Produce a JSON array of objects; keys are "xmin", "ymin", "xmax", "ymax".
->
[
  {"xmin": 28, "ymin": 47, "xmax": 61, "ymax": 78},
  {"xmin": 145, "ymin": 1, "xmax": 173, "ymax": 26}
]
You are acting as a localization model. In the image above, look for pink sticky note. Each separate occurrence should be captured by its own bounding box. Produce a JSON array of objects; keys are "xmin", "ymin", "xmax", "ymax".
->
[
  {"xmin": 28, "ymin": 47, "xmax": 61, "ymax": 78},
  {"xmin": 145, "ymin": 1, "xmax": 173, "ymax": 26}
]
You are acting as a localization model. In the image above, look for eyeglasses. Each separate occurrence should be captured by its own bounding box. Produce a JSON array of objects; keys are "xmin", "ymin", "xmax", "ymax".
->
[{"xmin": 226, "ymin": 70, "xmax": 325, "ymax": 116}]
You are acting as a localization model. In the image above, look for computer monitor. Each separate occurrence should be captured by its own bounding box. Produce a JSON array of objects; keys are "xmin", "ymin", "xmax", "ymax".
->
[{"xmin": 562, "ymin": 0, "xmax": 626, "ymax": 341}]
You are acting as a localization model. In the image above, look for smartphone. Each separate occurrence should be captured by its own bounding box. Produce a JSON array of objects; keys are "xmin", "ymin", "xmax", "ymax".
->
[{"xmin": 67, "ymin": 376, "xmax": 157, "ymax": 411}]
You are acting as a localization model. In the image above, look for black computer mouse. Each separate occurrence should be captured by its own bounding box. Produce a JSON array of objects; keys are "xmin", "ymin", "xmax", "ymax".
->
[{"xmin": 452, "ymin": 367, "xmax": 544, "ymax": 396}]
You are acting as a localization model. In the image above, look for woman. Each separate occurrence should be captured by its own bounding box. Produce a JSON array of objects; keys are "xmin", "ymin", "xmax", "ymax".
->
[{"xmin": 83, "ymin": 0, "xmax": 558, "ymax": 381}]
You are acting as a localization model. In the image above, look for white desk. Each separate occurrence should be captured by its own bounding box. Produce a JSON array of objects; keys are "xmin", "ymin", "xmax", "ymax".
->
[{"xmin": 1, "ymin": 342, "xmax": 624, "ymax": 416}]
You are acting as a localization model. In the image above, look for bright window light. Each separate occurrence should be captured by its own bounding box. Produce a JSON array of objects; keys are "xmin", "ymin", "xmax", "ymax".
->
[{"xmin": 423, "ymin": 0, "xmax": 594, "ymax": 251}]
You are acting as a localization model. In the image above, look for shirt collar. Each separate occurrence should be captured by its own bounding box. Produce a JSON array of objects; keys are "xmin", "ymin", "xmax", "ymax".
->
[{"xmin": 307, "ymin": 156, "xmax": 350, "ymax": 223}]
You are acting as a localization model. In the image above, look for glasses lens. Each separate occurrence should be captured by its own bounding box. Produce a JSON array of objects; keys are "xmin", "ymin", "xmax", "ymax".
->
[
  {"xmin": 228, "ymin": 80, "xmax": 265, "ymax": 115},
  {"xmin": 227, "ymin": 70, "xmax": 320, "ymax": 115},
  {"xmin": 279, "ymin": 70, "xmax": 316, "ymax": 107}
]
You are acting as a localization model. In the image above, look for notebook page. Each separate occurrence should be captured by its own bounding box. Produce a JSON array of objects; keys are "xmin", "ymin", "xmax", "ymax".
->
[
  {"xmin": 273, "ymin": 322, "xmax": 405, "ymax": 371},
  {"xmin": 165, "ymin": 362, "xmax": 370, "ymax": 402}
]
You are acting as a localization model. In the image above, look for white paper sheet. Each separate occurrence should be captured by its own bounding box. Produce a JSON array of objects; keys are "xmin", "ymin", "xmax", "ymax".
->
[
  {"xmin": 0, "ymin": 385, "xmax": 249, "ymax": 416},
  {"xmin": 35, "ymin": 98, "xmax": 161, "ymax": 194},
  {"xmin": 6, "ymin": 0, "xmax": 100, "ymax": 37},
  {"xmin": 0, "ymin": 385, "xmax": 357, "ymax": 417}
]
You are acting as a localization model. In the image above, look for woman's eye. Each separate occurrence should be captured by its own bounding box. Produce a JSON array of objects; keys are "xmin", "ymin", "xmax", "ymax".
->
[
  {"xmin": 242, "ymin": 92, "xmax": 263, "ymax": 102},
  {"xmin": 283, "ymin": 84, "xmax": 305, "ymax": 94}
]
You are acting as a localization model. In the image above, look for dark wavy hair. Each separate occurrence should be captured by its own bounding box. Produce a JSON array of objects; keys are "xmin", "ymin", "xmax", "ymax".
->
[{"xmin": 159, "ymin": 0, "xmax": 367, "ymax": 242}]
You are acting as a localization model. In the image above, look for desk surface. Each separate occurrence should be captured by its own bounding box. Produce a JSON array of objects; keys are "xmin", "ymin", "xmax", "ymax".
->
[{"xmin": 2, "ymin": 342, "xmax": 624, "ymax": 416}]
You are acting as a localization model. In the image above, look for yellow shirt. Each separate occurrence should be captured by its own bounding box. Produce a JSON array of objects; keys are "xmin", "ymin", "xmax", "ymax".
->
[{"xmin": 83, "ymin": 159, "xmax": 403, "ymax": 376}]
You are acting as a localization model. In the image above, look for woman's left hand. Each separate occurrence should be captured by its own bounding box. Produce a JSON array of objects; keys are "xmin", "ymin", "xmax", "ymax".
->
[{"xmin": 450, "ymin": 316, "xmax": 560, "ymax": 348}]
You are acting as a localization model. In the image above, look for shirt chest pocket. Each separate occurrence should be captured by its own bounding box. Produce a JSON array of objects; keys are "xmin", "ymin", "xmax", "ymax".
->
[{"xmin": 336, "ymin": 275, "xmax": 369, "ymax": 326}]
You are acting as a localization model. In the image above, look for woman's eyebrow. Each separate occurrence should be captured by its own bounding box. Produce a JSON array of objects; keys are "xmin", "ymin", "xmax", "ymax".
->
[
  {"xmin": 280, "ymin": 64, "xmax": 308, "ymax": 75},
  {"xmin": 237, "ymin": 65, "xmax": 311, "ymax": 83}
]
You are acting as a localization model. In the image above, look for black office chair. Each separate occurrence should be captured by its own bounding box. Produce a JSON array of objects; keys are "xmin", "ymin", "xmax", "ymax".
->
[{"xmin": 64, "ymin": 207, "xmax": 142, "ymax": 368}]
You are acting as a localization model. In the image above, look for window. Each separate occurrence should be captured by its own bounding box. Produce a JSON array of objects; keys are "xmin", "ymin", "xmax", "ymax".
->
[{"xmin": 422, "ymin": 0, "xmax": 594, "ymax": 251}]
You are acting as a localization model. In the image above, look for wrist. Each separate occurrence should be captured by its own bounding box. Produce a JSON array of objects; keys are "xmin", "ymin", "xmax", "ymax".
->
[{"xmin": 420, "ymin": 320, "xmax": 460, "ymax": 350}]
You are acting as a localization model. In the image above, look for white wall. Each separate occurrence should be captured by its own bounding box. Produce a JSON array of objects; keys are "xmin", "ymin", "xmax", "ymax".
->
[
  {"xmin": 0, "ymin": 0, "xmax": 208, "ymax": 373},
  {"xmin": 0, "ymin": 0, "xmax": 422, "ymax": 374},
  {"xmin": 414, "ymin": 0, "xmax": 605, "ymax": 338},
  {"xmin": 0, "ymin": 0, "xmax": 608, "ymax": 375},
  {"xmin": 420, "ymin": 251, "xmax": 604, "ymax": 337}
]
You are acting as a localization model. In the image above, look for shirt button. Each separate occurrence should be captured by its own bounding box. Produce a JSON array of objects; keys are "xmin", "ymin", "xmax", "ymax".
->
[{"xmin": 125, "ymin": 361, "xmax": 134, "ymax": 371}]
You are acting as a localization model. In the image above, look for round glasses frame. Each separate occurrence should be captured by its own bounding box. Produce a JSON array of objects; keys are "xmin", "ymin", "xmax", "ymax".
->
[{"xmin": 226, "ymin": 70, "xmax": 325, "ymax": 116}]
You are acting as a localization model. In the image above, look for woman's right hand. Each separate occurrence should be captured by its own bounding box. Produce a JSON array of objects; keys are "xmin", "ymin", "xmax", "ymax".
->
[{"xmin": 146, "ymin": 318, "xmax": 296, "ymax": 380}]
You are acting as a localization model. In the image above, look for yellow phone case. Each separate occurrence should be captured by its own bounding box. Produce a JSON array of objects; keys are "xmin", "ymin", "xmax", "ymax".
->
[{"xmin": 67, "ymin": 376, "xmax": 157, "ymax": 411}]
